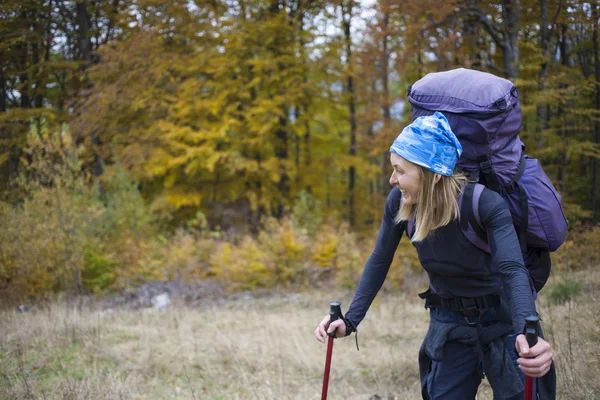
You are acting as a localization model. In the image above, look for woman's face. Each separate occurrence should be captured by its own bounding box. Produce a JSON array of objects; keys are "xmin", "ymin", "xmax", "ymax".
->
[{"xmin": 389, "ymin": 153, "xmax": 422, "ymax": 206}]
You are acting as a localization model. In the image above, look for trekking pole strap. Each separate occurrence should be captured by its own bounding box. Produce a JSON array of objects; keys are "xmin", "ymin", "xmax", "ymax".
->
[{"xmin": 342, "ymin": 316, "xmax": 359, "ymax": 351}]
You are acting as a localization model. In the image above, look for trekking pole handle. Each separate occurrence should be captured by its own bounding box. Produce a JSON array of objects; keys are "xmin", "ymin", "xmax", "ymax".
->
[
  {"xmin": 524, "ymin": 315, "xmax": 540, "ymax": 348},
  {"xmin": 523, "ymin": 315, "xmax": 540, "ymax": 400},
  {"xmin": 327, "ymin": 301, "xmax": 342, "ymax": 338}
]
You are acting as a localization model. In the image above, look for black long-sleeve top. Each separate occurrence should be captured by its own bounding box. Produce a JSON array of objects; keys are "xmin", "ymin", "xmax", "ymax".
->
[{"xmin": 344, "ymin": 186, "xmax": 536, "ymax": 335}]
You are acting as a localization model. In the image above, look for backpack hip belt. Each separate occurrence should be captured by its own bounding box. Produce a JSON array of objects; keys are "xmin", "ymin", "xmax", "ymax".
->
[{"xmin": 419, "ymin": 288, "xmax": 501, "ymax": 318}]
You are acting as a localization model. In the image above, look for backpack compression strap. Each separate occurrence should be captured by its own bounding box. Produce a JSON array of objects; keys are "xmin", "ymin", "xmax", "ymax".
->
[
  {"xmin": 477, "ymin": 156, "xmax": 501, "ymax": 193},
  {"xmin": 503, "ymin": 156, "xmax": 528, "ymax": 253}
]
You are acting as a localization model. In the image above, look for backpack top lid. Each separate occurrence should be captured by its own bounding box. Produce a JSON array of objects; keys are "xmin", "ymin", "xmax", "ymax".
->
[
  {"xmin": 407, "ymin": 68, "xmax": 523, "ymax": 176},
  {"xmin": 408, "ymin": 68, "xmax": 518, "ymax": 115}
]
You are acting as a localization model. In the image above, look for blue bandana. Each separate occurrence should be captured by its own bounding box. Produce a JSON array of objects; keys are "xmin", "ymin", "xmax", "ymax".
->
[{"xmin": 389, "ymin": 112, "xmax": 462, "ymax": 176}]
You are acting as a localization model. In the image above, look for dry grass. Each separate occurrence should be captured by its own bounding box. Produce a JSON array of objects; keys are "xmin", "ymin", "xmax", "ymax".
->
[{"xmin": 1, "ymin": 268, "xmax": 599, "ymax": 400}]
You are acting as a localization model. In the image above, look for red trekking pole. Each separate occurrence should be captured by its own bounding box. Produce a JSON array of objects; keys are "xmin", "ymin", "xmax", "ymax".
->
[
  {"xmin": 321, "ymin": 301, "xmax": 343, "ymax": 400},
  {"xmin": 523, "ymin": 315, "xmax": 540, "ymax": 400}
]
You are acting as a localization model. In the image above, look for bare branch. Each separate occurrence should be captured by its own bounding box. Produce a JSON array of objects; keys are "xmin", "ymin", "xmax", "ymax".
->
[
  {"xmin": 484, "ymin": 61, "xmax": 504, "ymax": 75},
  {"xmin": 465, "ymin": 6, "xmax": 506, "ymax": 48},
  {"xmin": 418, "ymin": 6, "xmax": 505, "ymax": 50},
  {"xmin": 56, "ymin": 1, "xmax": 76, "ymax": 22}
]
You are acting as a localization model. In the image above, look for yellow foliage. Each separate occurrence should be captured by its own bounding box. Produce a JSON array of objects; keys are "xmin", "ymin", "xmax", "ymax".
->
[
  {"xmin": 256, "ymin": 217, "xmax": 308, "ymax": 285},
  {"xmin": 209, "ymin": 242, "xmax": 232, "ymax": 280},
  {"xmin": 397, "ymin": 238, "xmax": 422, "ymax": 274},
  {"xmin": 385, "ymin": 237, "xmax": 422, "ymax": 290},
  {"xmin": 210, "ymin": 239, "xmax": 271, "ymax": 291},
  {"xmin": 201, "ymin": 215, "xmax": 426, "ymax": 293},
  {"xmin": 164, "ymin": 189, "xmax": 202, "ymax": 208},
  {"xmin": 333, "ymin": 226, "xmax": 366, "ymax": 289},
  {"xmin": 312, "ymin": 226, "xmax": 339, "ymax": 268},
  {"xmin": 552, "ymin": 224, "xmax": 600, "ymax": 272}
]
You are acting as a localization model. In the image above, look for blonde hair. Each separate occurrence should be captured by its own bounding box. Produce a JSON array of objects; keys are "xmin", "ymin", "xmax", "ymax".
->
[{"xmin": 394, "ymin": 168, "xmax": 468, "ymax": 242}]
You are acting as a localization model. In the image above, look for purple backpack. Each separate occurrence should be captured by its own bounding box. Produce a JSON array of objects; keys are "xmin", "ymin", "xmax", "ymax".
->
[{"xmin": 406, "ymin": 68, "xmax": 568, "ymax": 290}]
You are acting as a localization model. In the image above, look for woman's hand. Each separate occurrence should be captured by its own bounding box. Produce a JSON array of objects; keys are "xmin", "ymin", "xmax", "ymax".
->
[
  {"xmin": 515, "ymin": 334, "xmax": 553, "ymax": 378},
  {"xmin": 314, "ymin": 314, "xmax": 346, "ymax": 343}
]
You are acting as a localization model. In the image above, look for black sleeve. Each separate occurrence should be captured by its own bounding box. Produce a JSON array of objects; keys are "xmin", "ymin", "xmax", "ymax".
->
[
  {"xmin": 479, "ymin": 188, "xmax": 537, "ymax": 334},
  {"xmin": 344, "ymin": 188, "xmax": 404, "ymax": 328}
]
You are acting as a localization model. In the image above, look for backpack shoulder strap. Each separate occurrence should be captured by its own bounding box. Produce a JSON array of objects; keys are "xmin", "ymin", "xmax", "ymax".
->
[
  {"xmin": 407, "ymin": 218, "xmax": 415, "ymax": 240},
  {"xmin": 460, "ymin": 182, "xmax": 487, "ymax": 243}
]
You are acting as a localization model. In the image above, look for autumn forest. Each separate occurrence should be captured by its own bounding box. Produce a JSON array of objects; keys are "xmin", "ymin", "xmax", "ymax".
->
[{"xmin": 1, "ymin": 0, "xmax": 599, "ymax": 298}]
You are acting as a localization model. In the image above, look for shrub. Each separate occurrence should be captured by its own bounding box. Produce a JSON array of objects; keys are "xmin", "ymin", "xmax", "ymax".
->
[
  {"xmin": 143, "ymin": 230, "xmax": 216, "ymax": 282},
  {"xmin": 0, "ymin": 123, "xmax": 157, "ymax": 298},
  {"xmin": 333, "ymin": 225, "xmax": 365, "ymax": 289},
  {"xmin": 547, "ymin": 280, "xmax": 581, "ymax": 305},
  {"xmin": 553, "ymin": 223, "xmax": 600, "ymax": 271},
  {"xmin": 82, "ymin": 242, "xmax": 117, "ymax": 293},
  {"xmin": 291, "ymin": 190, "xmax": 323, "ymax": 235},
  {"xmin": 312, "ymin": 224, "xmax": 339, "ymax": 269},
  {"xmin": 210, "ymin": 239, "xmax": 271, "ymax": 291}
]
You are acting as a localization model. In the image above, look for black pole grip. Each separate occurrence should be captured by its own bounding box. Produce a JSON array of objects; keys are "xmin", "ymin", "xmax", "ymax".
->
[
  {"xmin": 327, "ymin": 301, "xmax": 343, "ymax": 338},
  {"xmin": 524, "ymin": 315, "xmax": 540, "ymax": 348}
]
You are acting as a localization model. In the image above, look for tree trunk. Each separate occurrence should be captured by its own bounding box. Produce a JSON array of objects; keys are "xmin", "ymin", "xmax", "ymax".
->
[
  {"xmin": 465, "ymin": 0, "xmax": 482, "ymax": 69},
  {"xmin": 501, "ymin": 0, "xmax": 520, "ymax": 79},
  {"xmin": 18, "ymin": 28, "xmax": 30, "ymax": 110},
  {"xmin": 32, "ymin": 20, "xmax": 43, "ymax": 109},
  {"xmin": 381, "ymin": 2, "xmax": 391, "ymax": 197},
  {"xmin": 1, "ymin": 73, "xmax": 6, "ymax": 195},
  {"xmin": 269, "ymin": 0, "xmax": 289, "ymax": 218},
  {"xmin": 342, "ymin": 0, "xmax": 357, "ymax": 227},
  {"xmin": 76, "ymin": 0, "xmax": 104, "ymax": 179},
  {"xmin": 591, "ymin": 1, "xmax": 599, "ymax": 223},
  {"xmin": 76, "ymin": 0, "xmax": 92, "ymax": 65},
  {"xmin": 470, "ymin": 1, "xmax": 519, "ymax": 78},
  {"xmin": 0, "ymin": 73, "xmax": 5, "ymax": 113},
  {"xmin": 417, "ymin": 49, "xmax": 423, "ymax": 80},
  {"xmin": 104, "ymin": 0, "xmax": 120, "ymax": 45},
  {"xmin": 274, "ymin": 111, "xmax": 290, "ymax": 217},
  {"xmin": 294, "ymin": 107, "xmax": 300, "ymax": 181},
  {"xmin": 536, "ymin": 0, "xmax": 550, "ymax": 149},
  {"xmin": 299, "ymin": 11, "xmax": 311, "ymax": 186},
  {"xmin": 557, "ymin": 24, "xmax": 569, "ymax": 194}
]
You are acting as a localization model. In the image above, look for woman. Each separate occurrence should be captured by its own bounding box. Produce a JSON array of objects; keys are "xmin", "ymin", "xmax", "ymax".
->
[{"xmin": 314, "ymin": 112, "xmax": 555, "ymax": 400}]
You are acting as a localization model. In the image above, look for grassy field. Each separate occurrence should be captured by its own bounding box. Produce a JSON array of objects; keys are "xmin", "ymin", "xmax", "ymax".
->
[{"xmin": 1, "ymin": 268, "xmax": 599, "ymax": 399}]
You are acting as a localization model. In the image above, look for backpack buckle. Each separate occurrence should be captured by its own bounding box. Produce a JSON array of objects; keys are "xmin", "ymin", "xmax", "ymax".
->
[
  {"xmin": 495, "ymin": 98, "xmax": 508, "ymax": 110},
  {"xmin": 468, "ymin": 169, "xmax": 480, "ymax": 183},
  {"xmin": 457, "ymin": 297, "xmax": 481, "ymax": 317},
  {"xmin": 504, "ymin": 181, "xmax": 519, "ymax": 194},
  {"xmin": 479, "ymin": 159, "xmax": 493, "ymax": 174}
]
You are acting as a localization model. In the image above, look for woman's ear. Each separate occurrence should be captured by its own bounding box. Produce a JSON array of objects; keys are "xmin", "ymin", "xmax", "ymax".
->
[{"xmin": 434, "ymin": 174, "xmax": 441, "ymax": 185}]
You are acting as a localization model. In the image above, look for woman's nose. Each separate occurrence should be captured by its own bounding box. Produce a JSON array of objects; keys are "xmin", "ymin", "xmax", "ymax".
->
[{"xmin": 389, "ymin": 172, "xmax": 396, "ymax": 186}]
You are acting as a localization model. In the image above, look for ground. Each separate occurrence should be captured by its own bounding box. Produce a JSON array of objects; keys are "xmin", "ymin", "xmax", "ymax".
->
[{"xmin": 1, "ymin": 268, "xmax": 599, "ymax": 399}]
